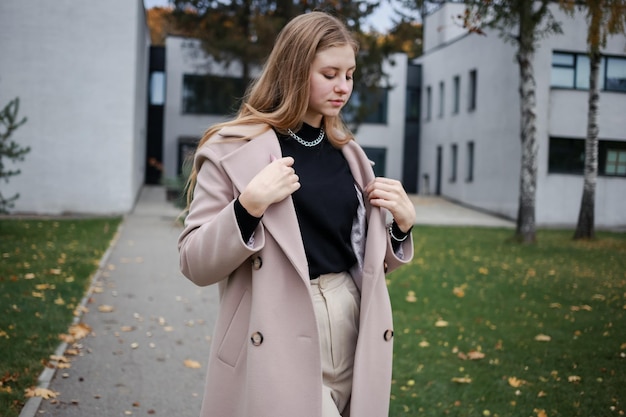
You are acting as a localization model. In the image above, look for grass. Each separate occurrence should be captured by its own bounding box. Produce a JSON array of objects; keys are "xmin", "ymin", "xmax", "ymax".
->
[
  {"xmin": 387, "ymin": 226, "xmax": 626, "ymax": 417},
  {"xmin": 0, "ymin": 217, "xmax": 122, "ymax": 417},
  {"xmin": 1, "ymin": 219, "xmax": 624, "ymax": 417}
]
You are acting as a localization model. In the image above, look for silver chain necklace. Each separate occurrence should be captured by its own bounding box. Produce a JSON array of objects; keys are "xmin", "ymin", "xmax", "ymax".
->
[{"xmin": 287, "ymin": 127, "xmax": 325, "ymax": 147}]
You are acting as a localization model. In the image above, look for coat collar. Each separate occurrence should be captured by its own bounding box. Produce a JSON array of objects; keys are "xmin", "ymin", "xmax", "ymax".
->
[{"xmin": 219, "ymin": 126, "xmax": 310, "ymax": 283}]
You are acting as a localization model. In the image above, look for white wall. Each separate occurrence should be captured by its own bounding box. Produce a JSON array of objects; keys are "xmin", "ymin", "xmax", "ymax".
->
[
  {"xmin": 535, "ymin": 6, "xmax": 626, "ymax": 228},
  {"xmin": 418, "ymin": 3, "xmax": 626, "ymax": 228},
  {"xmin": 0, "ymin": 0, "xmax": 149, "ymax": 215}
]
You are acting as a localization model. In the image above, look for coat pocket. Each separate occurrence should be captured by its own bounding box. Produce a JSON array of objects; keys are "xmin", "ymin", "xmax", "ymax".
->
[{"xmin": 217, "ymin": 288, "xmax": 251, "ymax": 367}]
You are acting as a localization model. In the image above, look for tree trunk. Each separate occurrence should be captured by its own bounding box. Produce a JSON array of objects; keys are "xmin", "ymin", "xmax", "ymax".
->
[
  {"xmin": 574, "ymin": 49, "xmax": 600, "ymax": 240},
  {"xmin": 515, "ymin": 31, "xmax": 537, "ymax": 244}
]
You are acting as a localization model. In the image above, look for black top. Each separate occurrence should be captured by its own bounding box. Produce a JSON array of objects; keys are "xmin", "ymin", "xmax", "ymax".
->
[{"xmin": 233, "ymin": 123, "xmax": 410, "ymax": 278}]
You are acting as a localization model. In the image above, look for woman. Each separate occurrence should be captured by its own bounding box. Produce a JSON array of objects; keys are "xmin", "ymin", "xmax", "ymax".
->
[{"xmin": 178, "ymin": 11, "xmax": 415, "ymax": 417}]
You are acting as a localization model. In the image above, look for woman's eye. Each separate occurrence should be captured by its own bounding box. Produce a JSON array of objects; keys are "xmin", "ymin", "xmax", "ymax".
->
[
  {"xmin": 324, "ymin": 74, "xmax": 335, "ymax": 79},
  {"xmin": 346, "ymin": 75, "xmax": 353, "ymax": 81}
]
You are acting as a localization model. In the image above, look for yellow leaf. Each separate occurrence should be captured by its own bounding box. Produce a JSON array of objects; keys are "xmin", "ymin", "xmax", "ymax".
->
[
  {"xmin": 49, "ymin": 268, "xmax": 61, "ymax": 275},
  {"xmin": 405, "ymin": 291, "xmax": 417, "ymax": 303},
  {"xmin": 68, "ymin": 322, "xmax": 92, "ymax": 340},
  {"xmin": 54, "ymin": 297, "xmax": 65, "ymax": 305},
  {"xmin": 418, "ymin": 341, "xmax": 429, "ymax": 348},
  {"xmin": 451, "ymin": 377, "xmax": 472, "ymax": 384},
  {"xmin": 184, "ymin": 359, "xmax": 201, "ymax": 369},
  {"xmin": 32, "ymin": 291, "xmax": 44, "ymax": 298},
  {"xmin": 534, "ymin": 409, "xmax": 547, "ymax": 417},
  {"xmin": 25, "ymin": 387, "xmax": 58, "ymax": 399},
  {"xmin": 534, "ymin": 334, "xmax": 551, "ymax": 342},
  {"xmin": 568, "ymin": 375, "xmax": 581, "ymax": 383},
  {"xmin": 478, "ymin": 267, "xmax": 489, "ymax": 275},
  {"xmin": 467, "ymin": 351, "xmax": 485, "ymax": 360},
  {"xmin": 98, "ymin": 305, "xmax": 114, "ymax": 313},
  {"xmin": 435, "ymin": 320, "xmax": 449, "ymax": 327},
  {"xmin": 508, "ymin": 377, "xmax": 526, "ymax": 387},
  {"xmin": 24, "ymin": 273, "xmax": 35, "ymax": 280}
]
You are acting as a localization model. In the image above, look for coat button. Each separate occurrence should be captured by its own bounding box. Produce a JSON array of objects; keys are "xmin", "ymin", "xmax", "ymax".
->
[
  {"xmin": 251, "ymin": 256, "xmax": 263, "ymax": 270},
  {"xmin": 383, "ymin": 329, "xmax": 394, "ymax": 341},
  {"xmin": 251, "ymin": 332, "xmax": 264, "ymax": 346}
]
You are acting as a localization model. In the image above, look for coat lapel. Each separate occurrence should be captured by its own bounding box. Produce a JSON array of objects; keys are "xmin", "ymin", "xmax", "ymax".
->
[{"xmin": 219, "ymin": 126, "xmax": 310, "ymax": 283}]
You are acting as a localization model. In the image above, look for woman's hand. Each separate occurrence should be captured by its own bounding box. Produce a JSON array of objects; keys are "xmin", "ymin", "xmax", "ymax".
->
[
  {"xmin": 365, "ymin": 177, "xmax": 416, "ymax": 232},
  {"xmin": 239, "ymin": 157, "xmax": 300, "ymax": 217}
]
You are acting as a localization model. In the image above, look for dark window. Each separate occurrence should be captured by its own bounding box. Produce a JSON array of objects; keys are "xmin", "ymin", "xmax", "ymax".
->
[
  {"xmin": 425, "ymin": 86, "xmax": 432, "ymax": 121},
  {"xmin": 551, "ymin": 52, "xmax": 626, "ymax": 92},
  {"xmin": 362, "ymin": 147, "xmax": 387, "ymax": 177},
  {"xmin": 452, "ymin": 75, "xmax": 460, "ymax": 114},
  {"xmin": 450, "ymin": 143, "xmax": 457, "ymax": 182},
  {"xmin": 405, "ymin": 88, "xmax": 420, "ymax": 121},
  {"xmin": 548, "ymin": 137, "xmax": 585, "ymax": 174},
  {"xmin": 466, "ymin": 141, "xmax": 474, "ymax": 182},
  {"xmin": 438, "ymin": 81, "xmax": 445, "ymax": 118},
  {"xmin": 468, "ymin": 69, "xmax": 477, "ymax": 111},
  {"xmin": 344, "ymin": 88, "xmax": 389, "ymax": 124},
  {"xmin": 549, "ymin": 137, "xmax": 626, "ymax": 177},
  {"xmin": 182, "ymin": 74, "xmax": 246, "ymax": 115}
]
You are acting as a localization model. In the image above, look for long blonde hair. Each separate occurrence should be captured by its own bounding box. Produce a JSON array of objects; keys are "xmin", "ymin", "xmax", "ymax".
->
[{"xmin": 185, "ymin": 11, "xmax": 359, "ymax": 207}]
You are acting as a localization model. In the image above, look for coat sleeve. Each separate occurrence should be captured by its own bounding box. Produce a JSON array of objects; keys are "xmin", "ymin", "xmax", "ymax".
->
[
  {"xmin": 384, "ymin": 231, "xmax": 414, "ymax": 274},
  {"xmin": 178, "ymin": 145, "xmax": 265, "ymax": 287}
]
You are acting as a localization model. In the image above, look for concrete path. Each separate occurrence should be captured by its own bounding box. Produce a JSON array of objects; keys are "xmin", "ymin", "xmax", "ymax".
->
[
  {"xmin": 22, "ymin": 186, "xmax": 218, "ymax": 417},
  {"xmin": 20, "ymin": 186, "xmax": 513, "ymax": 417}
]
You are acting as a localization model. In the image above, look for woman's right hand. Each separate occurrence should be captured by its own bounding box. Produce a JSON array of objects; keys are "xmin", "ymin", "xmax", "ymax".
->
[{"xmin": 238, "ymin": 157, "xmax": 300, "ymax": 217}]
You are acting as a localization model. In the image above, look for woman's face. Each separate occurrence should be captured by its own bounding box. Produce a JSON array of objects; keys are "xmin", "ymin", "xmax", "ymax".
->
[{"xmin": 304, "ymin": 44, "xmax": 356, "ymax": 127}]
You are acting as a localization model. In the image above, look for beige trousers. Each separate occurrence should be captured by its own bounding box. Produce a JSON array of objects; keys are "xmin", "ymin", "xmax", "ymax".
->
[{"xmin": 310, "ymin": 272, "xmax": 361, "ymax": 417}]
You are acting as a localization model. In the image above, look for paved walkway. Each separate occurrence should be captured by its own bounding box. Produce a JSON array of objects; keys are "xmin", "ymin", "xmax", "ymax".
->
[{"xmin": 20, "ymin": 186, "xmax": 513, "ymax": 417}]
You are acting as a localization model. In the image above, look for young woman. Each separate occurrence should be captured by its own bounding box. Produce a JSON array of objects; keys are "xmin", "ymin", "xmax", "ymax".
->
[{"xmin": 178, "ymin": 11, "xmax": 415, "ymax": 417}]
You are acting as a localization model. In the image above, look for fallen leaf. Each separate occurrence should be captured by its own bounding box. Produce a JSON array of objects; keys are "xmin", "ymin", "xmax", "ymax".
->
[
  {"xmin": 69, "ymin": 323, "xmax": 92, "ymax": 340},
  {"xmin": 534, "ymin": 409, "xmax": 547, "ymax": 417},
  {"xmin": 184, "ymin": 359, "xmax": 201, "ymax": 369},
  {"xmin": 418, "ymin": 341, "xmax": 430, "ymax": 348},
  {"xmin": 435, "ymin": 320, "xmax": 449, "ymax": 327},
  {"xmin": 568, "ymin": 375, "xmax": 581, "ymax": 383},
  {"xmin": 405, "ymin": 291, "xmax": 417, "ymax": 302},
  {"xmin": 98, "ymin": 305, "xmax": 115, "ymax": 313},
  {"xmin": 508, "ymin": 377, "xmax": 526, "ymax": 387},
  {"xmin": 25, "ymin": 387, "xmax": 59, "ymax": 399},
  {"xmin": 534, "ymin": 334, "xmax": 551, "ymax": 342},
  {"xmin": 467, "ymin": 351, "xmax": 485, "ymax": 360},
  {"xmin": 451, "ymin": 377, "xmax": 472, "ymax": 384}
]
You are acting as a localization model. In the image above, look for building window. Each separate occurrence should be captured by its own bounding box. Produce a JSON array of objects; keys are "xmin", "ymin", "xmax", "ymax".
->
[
  {"xmin": 362, "ymin": 147, "xmax": 387, "ymax": 177},
  {"xmin": 549, "ymin": 137, "xmax": 626, "ymax": 177},
  {"xmin": 551, "ymin": 52, "xmax": 626, "ymax": 92},
  {"xmin": 344, "ymin": 87, "xmax": 389, "ymax": 124},
  {"xmin": 452, "ymin": 75, "xmax": 460, "ymax": 114},
  {"xmin": 405, "ymin": 88, "xmax": 420, "ymax": 121},
  {"xmin": 438, "ymin": 81, "xmax": 445, "ymax": 118},
  {"xmin": 425, "ymin": 86, "xmax": 432, "ymax": 121},
  {"xmin": 468, "ymin": 69, "xmax": 477, "ymax": 111},
  {"xmin": 548, "ymin": 137, "xmax": 585, "ymax": 174},
  {"xmin": 149, "ymin": 71, "xmax": 165, "ymax": 105},
  {"xmin": 182, "ymin": 74, "xmax": 246, "ymax": 115},
  {"xmin": 466, "ymin": 141, "xmax": 474, "ymax": 182},
  {"xmin": 450, "ymin": 143, "xmax": 458, "ymax": 182}
]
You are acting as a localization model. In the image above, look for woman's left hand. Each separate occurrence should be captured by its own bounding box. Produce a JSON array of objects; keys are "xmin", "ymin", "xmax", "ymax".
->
[{"xmin": 365, "ymin": 177, "xmax": 416, "ymax": 233}]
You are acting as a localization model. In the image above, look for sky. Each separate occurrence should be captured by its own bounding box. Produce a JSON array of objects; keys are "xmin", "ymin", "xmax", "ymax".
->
[{"xmin": 142, "ymin": 0, "xmax": 420, "ymax": 33}]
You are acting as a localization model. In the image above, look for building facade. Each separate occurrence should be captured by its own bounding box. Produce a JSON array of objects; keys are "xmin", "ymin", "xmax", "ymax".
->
[
  {"xmin": 0, "ymin": 0, "xmax": 149, "ymax": 215},
  {"xmin": 161, "ymin": 36, "xmax": 413, "ymax": 186},
  {"xmin": 417, "ymin": 3, "xmax": 626, "ymax": 228}
]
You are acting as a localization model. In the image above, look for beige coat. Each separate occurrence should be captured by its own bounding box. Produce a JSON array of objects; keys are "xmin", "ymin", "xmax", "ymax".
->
[{"xmin": 178, "ymin": 125, "xmax": 414, "ymax": 417}]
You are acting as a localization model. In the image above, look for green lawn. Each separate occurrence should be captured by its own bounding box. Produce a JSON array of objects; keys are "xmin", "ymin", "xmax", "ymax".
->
[
  {"xmin": 388, "ymin": 226, "xmax": 626, "ymax": 417},
  {"xmin": 1, "ymin": 220, "xmax": 624, "ymax": 417},
  {"xmin": 0, "ymin": 218, "xmax": 121, "ymax": 417}
]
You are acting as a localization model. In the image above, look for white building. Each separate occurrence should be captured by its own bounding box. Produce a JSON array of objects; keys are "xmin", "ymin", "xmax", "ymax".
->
[
  {"xmin": 161, "ymin": 36, "xmax": 413, "ymax": 185},
  {"xmin": 0, "ymin": 0, "xmax": 150, "ymax": 215},
  {"xmin": 416, "ymin": 2, "xmax": 626, "ymax": 228}
]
